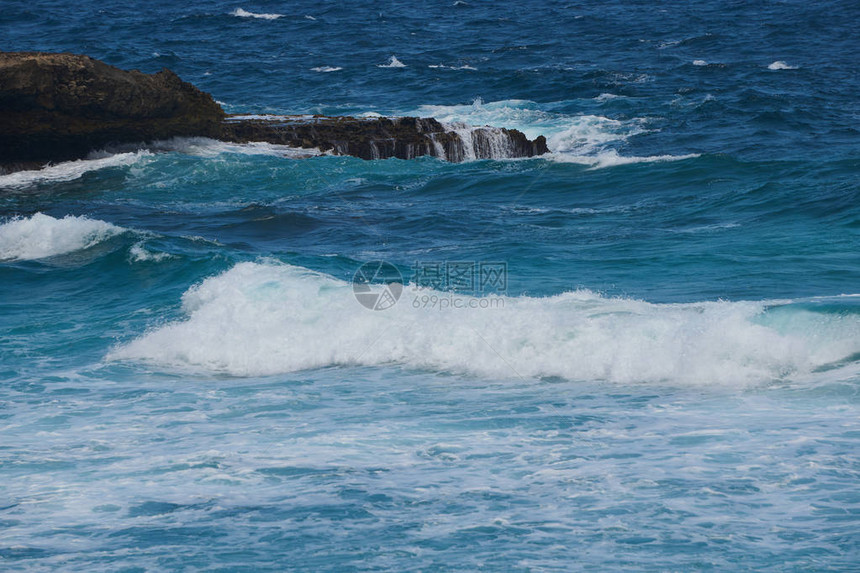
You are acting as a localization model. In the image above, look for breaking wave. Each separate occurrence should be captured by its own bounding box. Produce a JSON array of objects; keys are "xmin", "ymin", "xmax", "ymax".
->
[
  {"xmin": 0, "ymin": 152, "xmax": 150, "ymax": 189},
  {"xmin": 409, "ymin": 99, "xmax": 698, "ymax": 167},
  {"xmin": 0, "ymin": 213, "xmax": 127, "ymax": 261},
  {"xmin": 109, "ymin": 262, "xmax": 860, "ymax": 385}
]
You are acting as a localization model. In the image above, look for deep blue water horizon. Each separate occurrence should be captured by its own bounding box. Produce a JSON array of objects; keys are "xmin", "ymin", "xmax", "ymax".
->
[{"xmin": 1, "ymin": 1, "xmax": 859, "ymax": 570}]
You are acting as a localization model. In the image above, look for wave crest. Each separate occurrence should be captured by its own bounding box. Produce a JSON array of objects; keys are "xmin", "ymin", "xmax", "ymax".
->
[
  {"xmin": 0, "ymin": 213, "xmax": 126, "ymax": 261},
  {"xmin": 378, "ymin": 56, "xmax": 407, "ymax": 68},
  {"xmin": 768, "ymin": 61, "xmax": 797, "ymax": 70},
  {"xmin": 0, "ymin": 152, "xmax": 150, "ymax": 189},
  {"xmin": 109, "ymin": 262, "xmax": 860, "ymax": 385},
  {"xmin": 231, "ymin": 8, "xmax": 282, "ymax": 20}
]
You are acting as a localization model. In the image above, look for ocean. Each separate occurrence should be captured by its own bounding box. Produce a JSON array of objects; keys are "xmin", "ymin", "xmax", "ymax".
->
[{"xmin": 1, "ymin": 0, "xmax": 859, "ymax": 570}]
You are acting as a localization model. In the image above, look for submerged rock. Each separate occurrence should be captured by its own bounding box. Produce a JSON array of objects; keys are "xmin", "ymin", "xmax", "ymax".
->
[
  {"xmin": 0, "ymin": 51, "xmax": 548, "ymax": 171},
  {"xmin": 0, "ymin": 51, "xmax": 225, "ymax": 167}
]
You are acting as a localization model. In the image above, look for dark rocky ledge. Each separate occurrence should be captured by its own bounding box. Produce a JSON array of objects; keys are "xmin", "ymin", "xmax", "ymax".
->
[
  {"xmin": 220, "ymin": 115, "xmax": 548, "ymax": 162},
  {"xmin": 0, "ymin": 51, "xmax": 548, "ymax": 172}
]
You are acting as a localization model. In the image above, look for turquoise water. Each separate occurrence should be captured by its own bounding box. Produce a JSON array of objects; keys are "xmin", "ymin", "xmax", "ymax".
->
[{"xmin": 1, "ymin": 1, "xmax": 859, "ymax": 570}]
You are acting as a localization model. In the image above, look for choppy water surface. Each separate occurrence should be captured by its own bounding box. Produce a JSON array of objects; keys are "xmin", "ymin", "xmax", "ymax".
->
[{"xmin": 1, "ymin": 0, "xmax": 859, "ymax": 570}]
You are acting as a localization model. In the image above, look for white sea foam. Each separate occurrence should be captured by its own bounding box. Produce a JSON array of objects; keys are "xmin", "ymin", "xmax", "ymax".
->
[
  {"xmin": 544, "ymin": 115, "xmax": 645, "ymax": 154},
  {"xmin": 413, "ymin": 99, "xmax": 642, "ymax": 150},
  {"xmin": 311, "ymin": 66, "xmax": 343, "ymax": 73},
  {"xmin": 550, "ymin": 150, "xmax": 700, "ymax": 169},
  {"xmin": 693, "ymin": 59, "xmax": 708, "ymax": 66},
  {"xmin": 0, "ymin": 213, "xmax": 126, "ymax": 261},
  {"xmin": 231, "ymin": 8, "xmax": 282, "ymax": 20},
  {"xmin": 378, "ymin": 56, "xmax": 407, "ymax": 68},
  {"xmin": 128, "ymin": 242, "xmax": 174, "ymax": 263},
  {"xmin": 410, "ymin": 99, "xmax": 698, "ymax": 167},
  {"xmin": 109, "ymin": 261, "xmax": 860, "ymax": 385},
  {"xmin": 0, "ymin": 152, "xmax": 150, "ymax": 189},
  {"xmin": 225, "ymin": 114, "xmax": 321, "ymax": 122},
  {"xmin": 768, "ymin": 61, "xmax": 797, "ymax": 70},
  {"xmin": 147, "ymin": 137, "xmax": 323, "ymax": 158},
  {"xmin": 411, "ymin": 98, "xmax": 546, "ymax": 139},
  {"xmin": 225, "ymin": 114, "xmax": 292, "ymax": 120},
  {"xmin": 429, "ymin": 64, "xmax": 477, "ymax": 70}
]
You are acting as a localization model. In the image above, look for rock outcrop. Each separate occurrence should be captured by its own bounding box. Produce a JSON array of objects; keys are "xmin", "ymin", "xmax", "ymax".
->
[
  {"xmin": 220, "ymin": 115, "xmax": 548, "ymax": 162},
  {"xmin": 0, "ymin": 51, "xmax": 225, "ymax": 168},
  {"xmin": 0, "ymin": 51, "xmax": 548, "ymax": 171}
]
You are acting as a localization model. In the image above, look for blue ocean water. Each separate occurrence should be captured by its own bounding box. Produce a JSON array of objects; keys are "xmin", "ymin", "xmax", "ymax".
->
[{"xmin": 1, "ymin": 0, "xmax": 860, "ymax": 570}]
